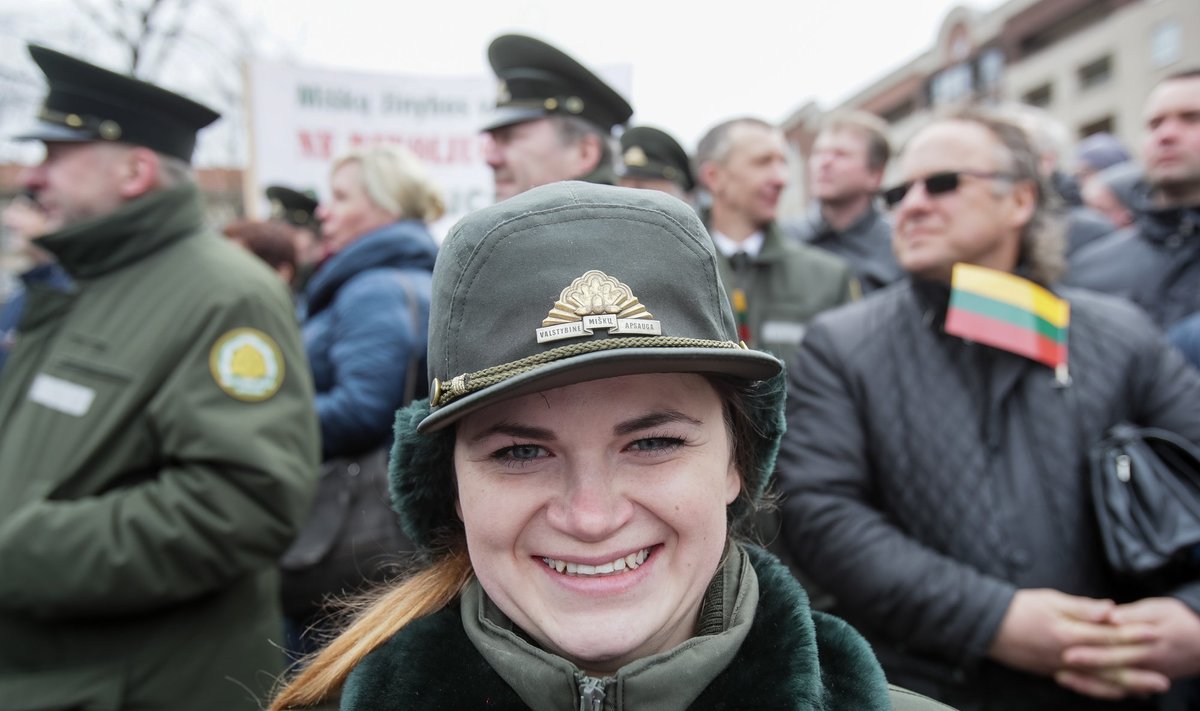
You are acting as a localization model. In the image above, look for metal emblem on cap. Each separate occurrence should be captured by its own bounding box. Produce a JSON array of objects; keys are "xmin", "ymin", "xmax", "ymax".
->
[
  {"xmin": 65, "ymin": 113, "xmax": 83, "ymax": 128},
  {"xmin": 496, "ymin": 80, "xmax": 511, "ymax": 105},
  {"xmin": 536, "ymin": 270, "xmax": 662, "ymax": 344},
  {"xmin": 98, "ymin": 120, "xmax": 121, "ymax": 140},
  {"xmin": 564, "ymin": 96, "xmax": 584, "ymax": 114},
  {"xmin": 623, "ymin": 146, "xmax": 648, "ymax": 167}
]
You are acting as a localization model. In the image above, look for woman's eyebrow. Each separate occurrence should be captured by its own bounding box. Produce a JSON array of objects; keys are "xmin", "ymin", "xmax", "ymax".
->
[
  {"xmin": 614, "ymin": 410, "xmax": 702, "ymax": 436},
  {"xmin": 467, "ymin": 421, "xmax": 556, "ymax": 443}
]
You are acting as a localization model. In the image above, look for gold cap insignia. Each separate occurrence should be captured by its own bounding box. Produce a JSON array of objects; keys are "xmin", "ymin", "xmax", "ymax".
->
[
  {"xmin": 269, "ymin": 199, "xmax": 285, "ymax": 218},
  {"xmin": 536, "ymin": 270, "xmax": 662, "ymax": 344},
  {"xmin": 65, "ymin": 113, "xmax": 84, "ymax": 128},
  {"xmin": 497, "ymin": 80, "xmax": 511, "ymax": 105},
  {"xmin": 209, "ymin": 328, "xmax": 285, "ymax": 401},
  {"xmin": 98, "ymin": 120, "xmax": 121, "ymax": 140},
  {"xmin": 544, "ymin": 97, "xmax": 559, "ymax": 111},
  {"xmin": 564, "ymin": 96, "xmax": 584, "ymax": 114},
  {"xmin": 623, "ymin": 146, "xmax": 648, "ymax": 167}
]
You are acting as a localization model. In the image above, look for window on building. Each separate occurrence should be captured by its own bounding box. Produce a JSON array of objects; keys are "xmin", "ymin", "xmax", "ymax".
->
[
  {"xmin": 1023, "ymin": 83, "xmax": 1054, "ymax": 108},
  {"xmin": 1079, "ymin": 116, "xmax": 1115, "ymax": 138},
  {"xmin": 931, "ymin": 63, "xmax": 974, "ymax": 106},
  {"xmin": 1151, "ymin": 20, "xmax": 1182, "ymax": 68},
  {"xmin": 1078, "ymin": 55, "xmax": 1113, "ymax": 91}
]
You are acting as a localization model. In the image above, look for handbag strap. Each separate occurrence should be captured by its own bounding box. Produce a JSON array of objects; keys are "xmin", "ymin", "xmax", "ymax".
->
[{"xmin": 393, "ymin": 271, "xmax": 426, "ymax": 407}]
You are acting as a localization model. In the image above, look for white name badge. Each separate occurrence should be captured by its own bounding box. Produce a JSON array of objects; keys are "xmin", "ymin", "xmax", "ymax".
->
[
  {"xmin": 761, "ymin": 321, "xmax": 807, "ymax": 346},
  {"xmin": 28, "ymin": 373, "xmax": 96, "ymax": 417}
]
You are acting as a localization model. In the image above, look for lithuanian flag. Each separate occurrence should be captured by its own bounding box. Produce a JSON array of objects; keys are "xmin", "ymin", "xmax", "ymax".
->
[{"xmin": 945, "ymin": 263, "xmax": 1069, "ymax": 374}]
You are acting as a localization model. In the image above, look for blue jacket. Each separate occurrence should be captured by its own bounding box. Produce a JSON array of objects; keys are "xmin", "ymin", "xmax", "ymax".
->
[
  {"xmin": 302, "ymin": 221, "xmax": 437, "ymax": 459},
  {"xmin": 0, "ymin": 263, "xmax": 72, "ymax": 377}
]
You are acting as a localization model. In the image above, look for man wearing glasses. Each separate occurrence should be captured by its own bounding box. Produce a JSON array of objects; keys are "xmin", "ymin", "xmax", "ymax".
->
[{"xmin": 776, "ymin": 108, "xmax": 1200, "ymax": 710}]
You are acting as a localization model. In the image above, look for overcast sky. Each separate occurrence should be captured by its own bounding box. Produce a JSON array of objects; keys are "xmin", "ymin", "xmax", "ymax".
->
[
  {"xmin": 242, "ymin": 0, "xmax": 1003, "ymax": 149},
  {"xmin": 1, "ymin": 0, "xmax": 1004, "ymax": 162}
]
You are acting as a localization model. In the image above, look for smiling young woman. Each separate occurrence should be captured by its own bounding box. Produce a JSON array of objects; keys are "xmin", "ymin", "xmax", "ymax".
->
[{"xmin": 269, "ymin": 181, "xmax": 951, "ymax": 711}]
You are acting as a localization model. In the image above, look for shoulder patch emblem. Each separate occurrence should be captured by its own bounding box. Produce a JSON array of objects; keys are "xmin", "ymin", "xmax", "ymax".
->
[{"xmin": 209, "ymin": 328, "xmax": 284, "ymax": 401}]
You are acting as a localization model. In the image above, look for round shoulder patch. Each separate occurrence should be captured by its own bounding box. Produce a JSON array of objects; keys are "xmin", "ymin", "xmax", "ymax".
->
[{"xmin": 209, "ymin": 328, "xmax": 285, "ymax": 401}]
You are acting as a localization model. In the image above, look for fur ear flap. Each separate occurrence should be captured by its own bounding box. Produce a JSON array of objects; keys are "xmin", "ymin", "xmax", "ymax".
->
[
  {"xmin": 389, "ymin": 399, "xmax": 459, "ymax": 552},
  {"xmin": 728, "ymin": 370, "xmax": 787, "ymax": 526}
]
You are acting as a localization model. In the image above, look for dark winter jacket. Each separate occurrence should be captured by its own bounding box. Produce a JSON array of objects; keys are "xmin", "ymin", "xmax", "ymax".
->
[
  {"xmin": 788, "ymin": 205, "xmax": 903, "ymax": 294},
  {"xmin": 341, "ymin": 543, "xmax": 952, "ymax": 710},
  {"xmin": 1065, "ymin": 187, "xmax": 1200, "ymax": 328},
  {"xmin": 778, "ymin": 278, "xmax": 1200, "ymax": 710},
  {"xmin": 302, "ymin": 220, "xmax": 437, "ymax": 459}
]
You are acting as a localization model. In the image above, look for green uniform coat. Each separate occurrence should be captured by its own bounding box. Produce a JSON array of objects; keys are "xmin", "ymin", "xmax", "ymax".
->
[
  {"xmin": 0, "ymin": 185, "xmax": 320, "ymax": 710},
  {"xmin": 708, "ymin": 218, "xmax": 857, "ymax": 359}
]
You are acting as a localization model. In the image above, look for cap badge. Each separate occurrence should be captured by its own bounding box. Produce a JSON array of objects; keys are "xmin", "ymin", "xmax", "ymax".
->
[
  {"xmin": 536, "ymin": 270, "xmax": 661, "ymax": 344},
  {"xmin": 623, "ymin": 146, "xmax": 648, "ymax": 167},
  {"xmin": 269, "ymin": 199, "xmax": 285, "ymax": 219},
  {"xmin": 496, "ymin": 80, "xmax": 511, "ymax": 105}
]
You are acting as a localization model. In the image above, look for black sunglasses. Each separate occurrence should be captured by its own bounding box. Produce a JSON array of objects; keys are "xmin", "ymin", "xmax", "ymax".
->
[{"xmin": 881, "ymin": 170, "xmax": 1015, "ymax": 208}]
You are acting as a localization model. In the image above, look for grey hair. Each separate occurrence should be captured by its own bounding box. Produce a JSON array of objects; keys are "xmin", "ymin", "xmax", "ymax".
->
[
  {"xmin": 547, "ymin": 114, "xmax": 615, "ymax": 175},
  {"xmin": 695, "ymin": 117, "xmax": 775, "ymax": 169},
  {"xmin": 155, "ymin": 153, "xmax": 194, "ymax": 188},
  {"xmin": 938, "ymin": 107, "xmax": 1066, "ymax": 285}
]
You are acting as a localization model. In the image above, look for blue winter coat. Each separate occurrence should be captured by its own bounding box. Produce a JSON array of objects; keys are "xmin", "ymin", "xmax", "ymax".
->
[
  {"xmin": 0, "ymin": 263, "xmax": 72, "ymax": 377},
  {"xmin": 302, "ymin": 221, "xmax": 437, "ymax": 459}
]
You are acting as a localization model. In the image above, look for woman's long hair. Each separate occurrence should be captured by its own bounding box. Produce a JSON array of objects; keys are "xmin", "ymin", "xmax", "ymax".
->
[{"xmin": 269, "ymin": 546, "xmax": 472, "ymax": 709}]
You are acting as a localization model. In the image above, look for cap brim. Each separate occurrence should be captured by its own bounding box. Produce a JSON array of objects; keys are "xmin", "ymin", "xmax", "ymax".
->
[
  {"xmin": 417, "ymin": 346, "xmax": 782, "ymax": 433},
  {"xmin": 480, "ymin": 106, "xmax": 549, "ymax": 133},
  {"xmin": 12, "ymin": 120, "xmax": 94, "ymax": 143}
]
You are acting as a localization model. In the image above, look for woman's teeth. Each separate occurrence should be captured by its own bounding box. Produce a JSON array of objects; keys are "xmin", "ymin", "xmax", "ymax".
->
[{"xmin": 542, "ymin": 548, "xmax": 649, "ymax": 576}]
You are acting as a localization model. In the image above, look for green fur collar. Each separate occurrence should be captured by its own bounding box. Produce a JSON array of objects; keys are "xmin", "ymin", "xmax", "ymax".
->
[{"xmin": 341, "ymin": 545, "xmax": 891, "ymax": 709}]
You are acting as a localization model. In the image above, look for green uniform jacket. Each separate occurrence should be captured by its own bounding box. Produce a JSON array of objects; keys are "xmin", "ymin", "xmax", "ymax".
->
[
  {"xmin": 708, "ymin": 218, "xmax": 857, "ymax": 360},
  {"xmin": 0, "ymin": 185, "xmax": 319, "ymax": 710}
]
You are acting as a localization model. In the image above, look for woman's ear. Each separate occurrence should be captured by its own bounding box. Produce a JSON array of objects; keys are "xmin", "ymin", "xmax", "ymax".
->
[{"xmin": 725, "ymin": 462, "xmax": 742, "ymax": 506}]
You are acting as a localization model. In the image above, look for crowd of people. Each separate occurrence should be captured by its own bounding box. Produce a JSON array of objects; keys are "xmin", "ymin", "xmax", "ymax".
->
[{"xmin": 0, "ymin": 29, "xmax": 1198, "ymax": 711}]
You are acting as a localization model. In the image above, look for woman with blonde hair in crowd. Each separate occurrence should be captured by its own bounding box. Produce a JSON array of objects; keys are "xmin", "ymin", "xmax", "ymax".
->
[
  {"xmin": 271, "ymin": 182, "xmax": 949, "ymax": 710},
  {"xmin": 283, "ymin": 144, "xmax": 443, "ymax": 657}
]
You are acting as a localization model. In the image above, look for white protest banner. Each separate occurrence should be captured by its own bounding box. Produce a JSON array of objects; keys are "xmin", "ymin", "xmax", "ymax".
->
[
  {"xmin": 246, "ymin": 59, "xmax": 631, "ymax": 239},
  {"xmin": 246, "ymin": 60, "xmax": 494, "ymax": 237}
]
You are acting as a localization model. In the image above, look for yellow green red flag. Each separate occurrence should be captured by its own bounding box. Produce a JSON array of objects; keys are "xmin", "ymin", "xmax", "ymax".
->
[{"xmin": 945, "ymin": 263, "xmax": 1069, "ymax": 371}]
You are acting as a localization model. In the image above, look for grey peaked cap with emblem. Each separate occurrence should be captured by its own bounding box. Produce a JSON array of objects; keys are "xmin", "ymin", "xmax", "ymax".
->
[{"xmin": 418, "ymin": 181, "xmax": 782, "ymax": 432}]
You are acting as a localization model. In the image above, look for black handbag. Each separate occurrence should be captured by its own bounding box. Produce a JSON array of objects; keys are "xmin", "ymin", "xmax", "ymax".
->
[
  {"xmin": 1088, "ymin": 423, "xmax": 1200, "ymax": 585},
  {"xmin": 279, "ymin": 447, "xmax": 414, "ymax": 617},
  {"xmin": 280, "ymin": 272, "xmax": 425, "ymax": 618}
]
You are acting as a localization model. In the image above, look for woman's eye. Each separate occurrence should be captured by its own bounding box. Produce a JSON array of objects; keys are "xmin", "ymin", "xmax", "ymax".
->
[
  {"xmin": 629, "ymin": 437, "xmax": 685, "ymax": 453},
  {"xmin": 492, "ymin": 444, "xmax": 548, "ymax": 465}
]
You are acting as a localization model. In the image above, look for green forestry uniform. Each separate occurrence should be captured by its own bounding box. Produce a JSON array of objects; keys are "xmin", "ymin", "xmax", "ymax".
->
[
  {"xmin": 708, "ymin": 217, "xmax": 858, "ymax": 359},
  {"xmin": 0, "ymin": 45, "xmax": 319, "ymax": 711},
  {"xmin": 0, "ymin": 183, "xmax": 319, "ymax": 710}
]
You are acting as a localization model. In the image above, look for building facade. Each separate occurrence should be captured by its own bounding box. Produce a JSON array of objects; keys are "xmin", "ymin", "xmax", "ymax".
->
[{"xmin": 781, "ymin": 0, "xmax": 1200, "ymax": 215}]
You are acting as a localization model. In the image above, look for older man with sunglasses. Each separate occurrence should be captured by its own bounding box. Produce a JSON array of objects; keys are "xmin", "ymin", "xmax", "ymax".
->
[{"xmin": 776, "ymin": 108, "xmax": 1200, "ymax": 710}]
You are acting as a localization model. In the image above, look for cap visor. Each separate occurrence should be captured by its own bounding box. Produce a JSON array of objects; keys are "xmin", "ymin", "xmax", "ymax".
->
[
  {"xmin": 418, "ymin": 346, "xmax": 782, "ymax": 433},
  {"xmin": 480, "ymin": 106, "xmax": 549, "ymax": 133},
  {"xmin": 11, "ymin": 120, "xmax": 94, "ymax": 143}
]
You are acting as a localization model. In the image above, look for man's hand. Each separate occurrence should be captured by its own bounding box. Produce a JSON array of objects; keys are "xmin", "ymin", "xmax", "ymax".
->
[
  {"xmin": 988, "ymin": 589, "xmax": 1118, "ymax": 675},
  {"xmin": 1056, "ymin": 597, "xmax": 1200, "ymax": 699}
]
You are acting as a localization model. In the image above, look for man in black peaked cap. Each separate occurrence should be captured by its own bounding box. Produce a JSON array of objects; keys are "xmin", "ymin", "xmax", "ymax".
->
[
  {"xmin": 0, "ymin": 45, "xmax": 318, "ymax": 710},
  {"xmin": 618, "ymin": 125, "xmax": 696, "ymax": 202},
  {"xmin": 483, "ymin": 34, "xmax": 633, "ymax": 202}
]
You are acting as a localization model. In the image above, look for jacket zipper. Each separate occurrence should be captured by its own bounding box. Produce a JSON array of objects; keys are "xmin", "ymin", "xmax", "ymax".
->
[{"xmin": 577, "ymin": 675, "xmax": 607, "ymax": 711}]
